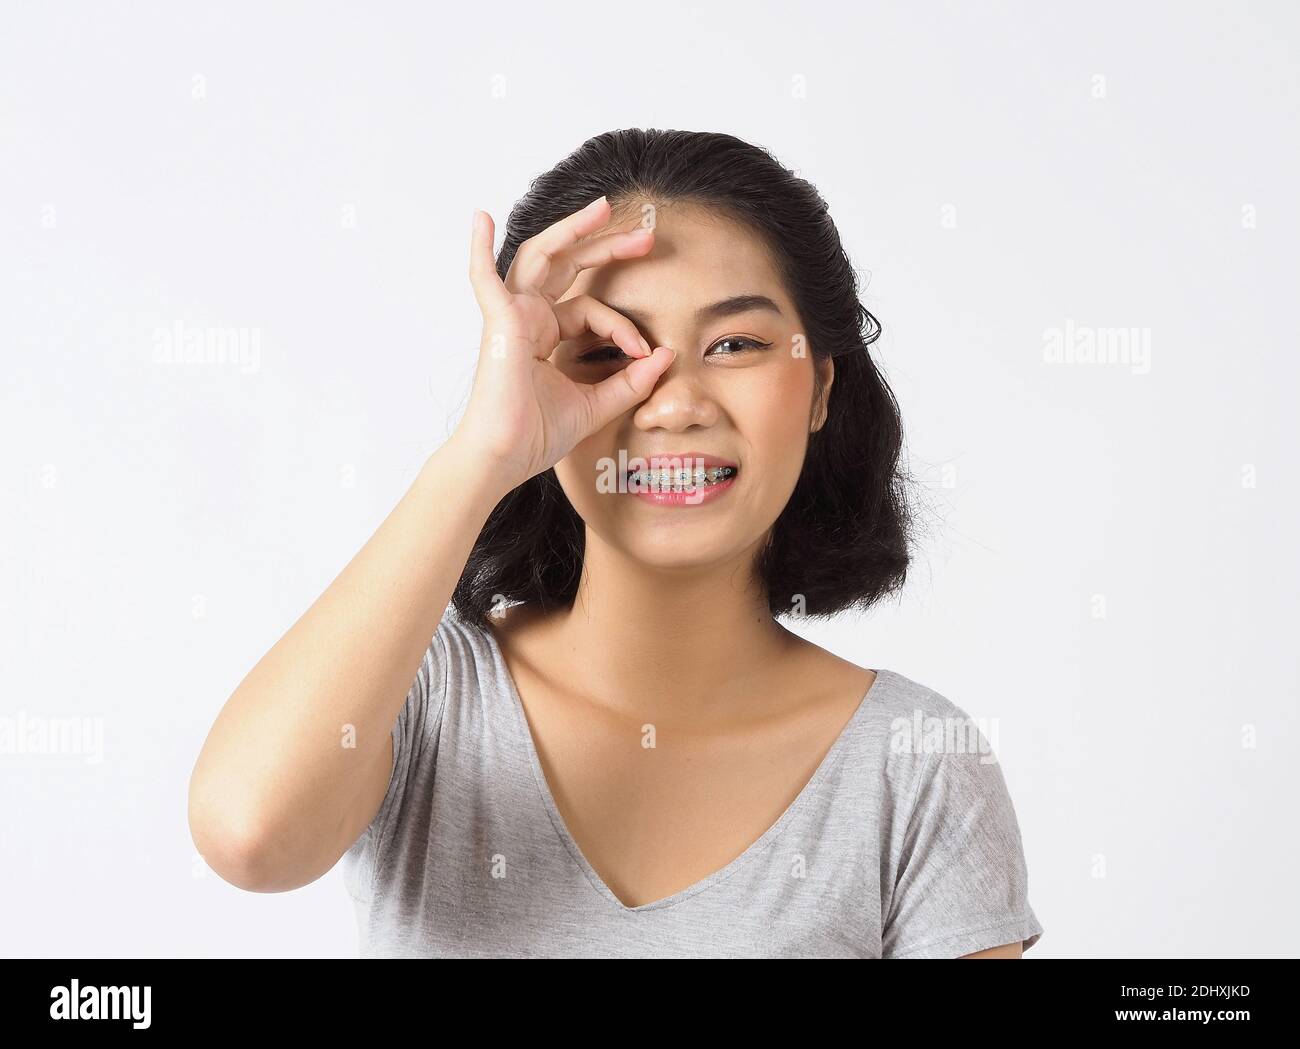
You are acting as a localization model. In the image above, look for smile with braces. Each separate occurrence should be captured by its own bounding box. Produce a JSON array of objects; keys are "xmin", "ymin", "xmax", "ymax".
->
[{"xmin": 626, "ymin": 465, "xmax": 738, "ymax": 491}]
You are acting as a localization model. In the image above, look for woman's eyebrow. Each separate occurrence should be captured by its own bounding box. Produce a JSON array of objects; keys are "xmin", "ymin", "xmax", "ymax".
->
[{"xmin": 603, "ymin": 294, "xmax": 784, "ymax": 330}]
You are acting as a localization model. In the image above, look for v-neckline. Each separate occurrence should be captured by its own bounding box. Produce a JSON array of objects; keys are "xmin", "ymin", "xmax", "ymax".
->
[{"xmin": 481, "ymin": 621, "xmax": 892, "ymax": 914}]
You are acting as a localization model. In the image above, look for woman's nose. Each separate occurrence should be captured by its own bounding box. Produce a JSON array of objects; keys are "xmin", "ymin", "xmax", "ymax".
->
[{"xmin": 632, "ymin": 357, "xmax": 721, "ymax": 430}]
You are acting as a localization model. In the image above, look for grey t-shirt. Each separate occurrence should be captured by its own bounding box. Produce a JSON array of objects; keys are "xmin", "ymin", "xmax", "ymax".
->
[{"xmin": 341, "ymin": 604, "xmax": 1044, "ymax": 958}]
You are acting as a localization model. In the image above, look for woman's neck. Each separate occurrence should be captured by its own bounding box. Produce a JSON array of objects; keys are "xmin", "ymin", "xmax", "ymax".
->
[{"xmin": 541, "ymin": 530, "xmax": 798, "ymax": 723}]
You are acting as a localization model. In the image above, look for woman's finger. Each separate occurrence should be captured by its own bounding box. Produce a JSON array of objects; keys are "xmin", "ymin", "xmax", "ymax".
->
[
  {"xmin": 468, "ymin": 210, "xmax": 510, "ymax": 316},
  {"xmin": 581, "ymin": 347, "xmax": 677, "ymax": 434},
  {"xmin": 531, "ymin": 226, "xmax": 655, "ymax": 303},
  {"xmin": 551, "ymin": 294, "xmax": 653, "ymax": 360},
  {"xmin": 503, "ymin": 195, "xmax": 615, "ymax": 298}
]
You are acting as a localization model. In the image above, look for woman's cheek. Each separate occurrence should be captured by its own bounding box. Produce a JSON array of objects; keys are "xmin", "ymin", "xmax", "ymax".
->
[
  {"xmin": 555, "ymin": 432, "xmax": 613, "ymax": 514},
  {"xmin": 732, "ymin": 368, "xmax": 813, "ymax": 484}
]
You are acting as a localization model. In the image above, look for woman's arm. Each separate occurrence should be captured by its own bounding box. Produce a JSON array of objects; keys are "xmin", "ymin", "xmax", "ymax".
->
[
  {"xmin": 960, "ymin": 942, "xmax": 1024, "ymax": 958},
  {"xmin": 188, "ymin": 199, "xmax": 671, "ymax": 894},
  {"xmin": 187, "ymin": 436, "xmax": 510, "ymax": 892}
]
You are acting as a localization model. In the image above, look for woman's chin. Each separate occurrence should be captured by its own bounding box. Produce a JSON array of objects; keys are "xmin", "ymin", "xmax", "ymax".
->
[{"xmin": 608, "ymin": 531, "xmax": 751, "ymax": 572}]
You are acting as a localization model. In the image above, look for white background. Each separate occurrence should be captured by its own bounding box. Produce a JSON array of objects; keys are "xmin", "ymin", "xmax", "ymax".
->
[{"xmin": 2, "ymin": 1, "xmax": 1297, "ymax": 957}]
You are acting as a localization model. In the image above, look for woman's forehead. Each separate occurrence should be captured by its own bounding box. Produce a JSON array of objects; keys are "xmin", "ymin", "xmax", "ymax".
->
[
  {"xmin": 571, "ymin": 211, "xmax": 789, "ymax": 315},
  {"xmin": 600, "ymin": 199, "xmax": 761, "ymax": 246}
]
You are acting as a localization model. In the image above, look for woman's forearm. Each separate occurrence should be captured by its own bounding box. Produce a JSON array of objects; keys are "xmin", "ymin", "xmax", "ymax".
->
[{"xmin": 187, "ymin": 435, "xmax": 510, "ymax": 891}]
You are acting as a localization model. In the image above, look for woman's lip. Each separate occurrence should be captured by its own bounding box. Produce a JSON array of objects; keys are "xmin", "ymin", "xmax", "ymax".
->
[
  {"xmin": 624, "ymin": 451, "xmax": 738, "ymax": 470},
  {"xmin": 628, "ymin": 476, "xmax": 737, "ymax": 506}
]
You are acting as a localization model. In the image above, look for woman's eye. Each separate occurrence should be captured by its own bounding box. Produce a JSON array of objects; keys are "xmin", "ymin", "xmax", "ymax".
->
[
  {"xmin": 576, "ymin": 346, "xmax": 633, "ymax": 364},
  {"xmin": 577, "ymin": 337, "xmax": 772, "ymax": 364},
  {"xmin": 707, "ymin": 336, "xmax": 772, "ymax": 357}
]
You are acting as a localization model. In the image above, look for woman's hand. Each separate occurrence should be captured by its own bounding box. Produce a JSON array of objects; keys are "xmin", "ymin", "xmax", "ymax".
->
[{"xmin": 454, "ymin": 196, "xmax": 675, "ymax": 488}]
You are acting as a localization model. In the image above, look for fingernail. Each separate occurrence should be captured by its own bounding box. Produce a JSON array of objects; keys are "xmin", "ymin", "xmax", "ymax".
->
[
  {"xmin": 639, "ymin": 335, "xmax": 651, "ymax": 355},
  {"xmin": 585, "ymin": 195, "xmax": 608, "ymax": 211}
]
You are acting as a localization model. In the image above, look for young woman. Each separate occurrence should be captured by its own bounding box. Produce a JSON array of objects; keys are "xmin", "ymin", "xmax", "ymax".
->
[{"xmin": 189, "ymin": 129, "xmax": 1044, "ymax": 959}]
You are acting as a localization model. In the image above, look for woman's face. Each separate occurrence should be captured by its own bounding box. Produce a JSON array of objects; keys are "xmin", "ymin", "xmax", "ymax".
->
[{"xmin": 550, "ymin": 201, "xmax": 833, "ymax": 571}]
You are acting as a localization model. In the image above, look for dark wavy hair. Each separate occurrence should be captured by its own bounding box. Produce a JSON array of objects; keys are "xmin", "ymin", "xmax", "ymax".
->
[{"xmin": 451, "ymin": 128, "xmax": 915, "ymax": 630}]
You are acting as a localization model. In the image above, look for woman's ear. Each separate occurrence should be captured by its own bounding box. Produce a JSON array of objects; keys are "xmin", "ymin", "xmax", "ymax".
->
[{"xmin": 811, "ymin": 354, "xmax": 835, "ymax": 432}]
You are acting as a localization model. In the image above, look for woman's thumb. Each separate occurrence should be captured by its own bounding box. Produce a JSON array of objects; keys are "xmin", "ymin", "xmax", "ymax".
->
[{"xmin": 583, "ymin": 347, "xmax": 675, "ymax": 431}]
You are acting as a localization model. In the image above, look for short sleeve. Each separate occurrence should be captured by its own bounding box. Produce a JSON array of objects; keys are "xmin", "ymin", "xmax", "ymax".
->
[
  {"xmin": 341, "ymin": 612, "xmax": 451, "ymax": 904},
  {"xmin": 882, "ymin": 720, "xmax": 1044, "ymax": 958}
]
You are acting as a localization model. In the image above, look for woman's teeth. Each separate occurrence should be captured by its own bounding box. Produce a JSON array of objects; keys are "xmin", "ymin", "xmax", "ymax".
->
[{"xmin": 627, "ymin": 466, "xmax": 738, "ymax": 491}]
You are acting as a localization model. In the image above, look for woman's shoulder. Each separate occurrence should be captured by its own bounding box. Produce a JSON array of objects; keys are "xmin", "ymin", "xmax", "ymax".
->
[
  {"xmin": 430, "ymin": 599, "xmax": 557, "ymax": 704},
  {"xmin": 866, "ymin": 666, "xmax": 979, "ymax": 724},
  {"xmin": 442, "ymin": 598, "xmax": 546, "ymax": 646},
  {"xmin": 865, "ymin": 668, "xmax": 1042, "ymax": 957},
  {"xmin": 780, "ymin": 628, "xmax": 972, "ymax": 723},
  {"xmin": 862, "ymin": 667, "xmax": 1005, "ymax": 766},
  {"xmin": 434, "ymin": 599, "xmax": 516, "ymax": 654},
  {"xmin": 780, "ymin": 639, "xmax": 1008, "ymax": 775}
]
